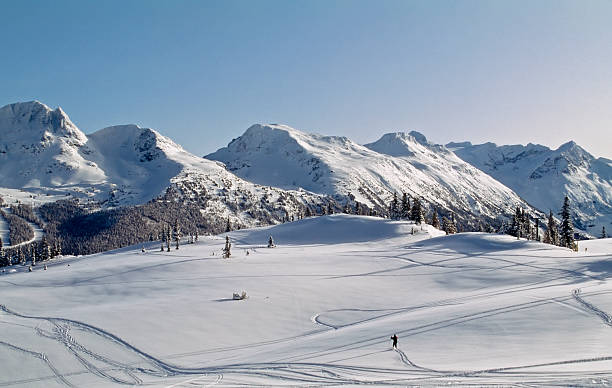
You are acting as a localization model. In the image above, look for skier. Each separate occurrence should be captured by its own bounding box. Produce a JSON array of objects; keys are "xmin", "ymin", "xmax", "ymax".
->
[{"xmin": 390, "ymin": 334, "xmax": 398, "ymax": 349}]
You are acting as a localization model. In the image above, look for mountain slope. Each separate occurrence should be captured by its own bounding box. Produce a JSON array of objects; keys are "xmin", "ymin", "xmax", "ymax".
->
[
  {"xmin": 448, "ymin": 140, "xmax": 612, "ymax": 234},
  {"xmin": 206, "ymin": 124, "xmax": 540, "ymax": 228},
  {"xmin": 0, "ymin": 102, "xmax": 333, "ymax": 232}
]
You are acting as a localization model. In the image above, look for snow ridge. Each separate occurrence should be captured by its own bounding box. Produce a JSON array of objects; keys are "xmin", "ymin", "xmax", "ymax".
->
[
  {"xmin": 207, "ymin": 124, "xmax": 540, "ymax": 226},
  {"xmin": 449, "ymin": 141, "xmax": 612, "ymax": 234}
]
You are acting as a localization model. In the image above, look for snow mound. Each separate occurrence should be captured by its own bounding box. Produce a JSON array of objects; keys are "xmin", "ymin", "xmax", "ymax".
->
[{"xmin": 230, "ymin": 214, "xmax": 444, "ymax": 245}]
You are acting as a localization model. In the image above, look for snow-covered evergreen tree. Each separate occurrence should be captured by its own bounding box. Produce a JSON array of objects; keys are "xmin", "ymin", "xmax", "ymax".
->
[
  {"xmin": 225, "ymin": 217, "xmax": 231, "ymax": 233},
  {"xmin": 431, "ymin": 210, "xmax": 440, "ymax": 229},
  {"xmin": 400, "ymin": 193, "xmax": 410, "ymax": 219},
  {"xmin": 442, "ymin": 215, "xmax": 457, "ymax": 235},
  {"xmin": 559, "ymin": 195, "xmax": 574, "ymax": 249},
  {"xmin": 166, "ymin": 225, "xmax": 171, "ymax": 252},
  {"xmin": 173, "ymin": 220, "xmax": 181, "ymax": 250},
  {"xmin": 602, "ymin": 226, "xmax": 607, "ymax": 239},
  {"xmin": 268, "ymin": 235, "xmax": 275, "ymax": 248},
  {"xmin": 389, "ymin": 192, "xmax": 399, "ymax": 219},
  {"xmin": 544, "ymin": 210, "xmax": 559, "ymax": 246},
  {"xmin": 411, "ymin": 197, "xmax": 424, "ymax": 224},
  {"xmin": 222, "ymin": 236, "xmax": 231, "ymax": 258}
]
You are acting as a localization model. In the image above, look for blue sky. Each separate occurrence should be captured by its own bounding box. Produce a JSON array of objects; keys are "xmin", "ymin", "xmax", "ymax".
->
[{"xmin": 1, "ymin": 0, "xmax": 611, "ymax": 158}]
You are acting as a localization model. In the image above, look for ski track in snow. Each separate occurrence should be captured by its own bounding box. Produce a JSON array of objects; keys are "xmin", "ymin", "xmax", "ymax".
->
[
  {"xmin": 573, "ymin": 288, "xmax": 612, "ymax": 327},
  {"xmin": 2, "ymin": 300, "xmax": 612, "ymax": 387},
  {"xmin": 2, "ymin": 226, "xmax": 612, "ymax": 387}
]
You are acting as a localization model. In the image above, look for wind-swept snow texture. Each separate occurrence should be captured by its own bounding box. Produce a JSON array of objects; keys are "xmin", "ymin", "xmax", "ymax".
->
[
  {"xmin": 207, "ymin": 125, "xmax": 540, "ymax": 224},
  {"xmin": 2, "ymin": 214, "xmax": 612, "ymax": 387},
  {"xmin": 449, "ymin": 141, "xmax": 612, "ymax": 235}
]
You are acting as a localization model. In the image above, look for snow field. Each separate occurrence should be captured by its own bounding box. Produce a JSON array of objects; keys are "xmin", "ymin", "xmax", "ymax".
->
[{"xmin": 1, "ymin": 215, "xmax": 612, "ymax": 387}]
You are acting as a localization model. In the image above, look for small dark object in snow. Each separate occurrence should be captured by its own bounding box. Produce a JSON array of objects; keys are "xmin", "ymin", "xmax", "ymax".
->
[{"xmin": 390, "ymin": 334, "xmax": 398, "ymax": 349}]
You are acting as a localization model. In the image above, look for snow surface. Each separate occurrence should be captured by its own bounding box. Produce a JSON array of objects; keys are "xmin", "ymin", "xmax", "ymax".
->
[
  {"xmin": 1, "ymin": 214, "xmax": 612, "ymax": 387},
  {"xmin": 206, "ymin": 124, "xmax": 540, "ymax": 222},
  {"xmin": 449, "ymin": 141, "xmax": 612, "ymax": 235}
]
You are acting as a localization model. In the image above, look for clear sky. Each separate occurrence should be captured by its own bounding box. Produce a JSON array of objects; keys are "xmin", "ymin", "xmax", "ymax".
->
[{"xmin": 1, "ymin": 0, "xmax": 611, "ymax": 158}]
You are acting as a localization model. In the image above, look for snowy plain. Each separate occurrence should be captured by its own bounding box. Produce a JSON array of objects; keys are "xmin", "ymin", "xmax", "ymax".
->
[{"xmin": 1, "ymin": 214, "xmax": 612, "ymax": 387}]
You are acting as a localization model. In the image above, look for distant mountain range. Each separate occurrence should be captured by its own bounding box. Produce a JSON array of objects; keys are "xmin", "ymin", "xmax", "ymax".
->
[
  {"xmin": 0, "ymin": 100, "xmax": 609, "ymax": 254},
  {"xmin": 0, "ymin": 101, "xmax": 332, "ymax": 232},
  {"xmin": 448, "ymin": 141, "xmax": 612, "ymax": 235},
  {"xmin": 206, "ymin": 124, "xmax": 539, "ymax": 228}
]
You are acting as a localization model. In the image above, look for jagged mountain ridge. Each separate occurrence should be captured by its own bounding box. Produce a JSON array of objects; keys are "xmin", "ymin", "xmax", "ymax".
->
[
  {"xmin": 206, "ymin": 124, "xmax": 541, "ymax": 227},
  {"xmin": 447, "ymin": 140, "xmax": 612, "ymax": 234},
  {"xmin": 0, "ymin": 101, "xmax": 333, "ymax": 229}
]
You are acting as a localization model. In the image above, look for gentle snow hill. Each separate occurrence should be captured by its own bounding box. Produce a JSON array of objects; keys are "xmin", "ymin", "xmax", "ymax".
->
[
  {"xmin": 448, "ymin": 140, "xmax": 612, "ymax": 235},
  {"xmin": 230, "ymin": 213, "xmax": 445, "ymax": 245},
  {"xmin": 1, "ymin": 215, "xmax": 612, "ymax": 387},
  {"xmin": 207, "ymin": 124, "xmax": 541, "ymax": 226}
]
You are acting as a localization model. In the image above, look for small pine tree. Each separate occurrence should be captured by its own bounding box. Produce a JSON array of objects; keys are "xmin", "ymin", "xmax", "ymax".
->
[
  {"xmin": 389, "ymin": 192, "xmax": 399, "ymax": 219},
  {"xmin": 268, "ymin": 235, "xmax": 275, "ymax": 248},
  {"xmin": 431, "ymin": 210, "xmax": 440, "ymax": 229},
  {"xmin": 222, "ymin": 236, "xmax": 231, "ymax": 258},
  {"xmin": 400, "ymin": 193, "xmax": 410, "ymax": 219},
  {"xmin": 305, "ymin": 206, "xmax": 313, "ymax": 217},
  {"xmin": 0, "ymin": 237, "xmax": 2, "ymax": 251},
  {"xmin": 226, "ymin": 217, "xmax": 232, "ymax": 233},
  {"xmin": 442, "ymin": 215, "xmax": 457, "ymax": 235},
  {"xmin": 544, "ymin": 210, "xmax": 559, "ymax": 246},
  {"xmin": 166, "ymin": 225, "xmax": 171, "ymax": 252},
  {"xmin": 411, "ymin": 197, "xmax": 424, "ymax": 224},
  {"xmin": 559, "ymin": 195, "xmax": 574, "ymax": 249},
  {"xmin": 173, "ymin": 220, "xmax": 181, "ymax": 250},
  {"xmin": 601, "ymin": 226, "xmax": 607, "ymax": 239}
]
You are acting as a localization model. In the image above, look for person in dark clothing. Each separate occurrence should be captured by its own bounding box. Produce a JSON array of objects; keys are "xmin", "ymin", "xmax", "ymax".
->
[{"xmin": 391, "ymin": 334, "xmax": 398, "ymax": 349}]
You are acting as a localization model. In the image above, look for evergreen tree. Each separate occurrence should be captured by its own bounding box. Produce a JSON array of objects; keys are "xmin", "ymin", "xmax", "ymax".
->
[
  {"xmin": 602, "ymin": 226, "xmax": 607, "ymax": 239},
  {"xmin": 411, "ymin": 198, "xmax": 424, "ymax": 224},
  {"xmin": 355, "ymin": 201, "xmax": 362, "ymax": 215},
  {"xmin": 535, "ymin": 218, "xmax": 540, "ymax": 241},
  {"xmin": 225, "ymin": 217, "xmax": 232, "ymax": 233},
  {"xmin": 268, "ymin": 235, "xmax": 275, "ymax": 248},
  {"xmin": 511, "ymin": 206, "xmax": 522, "ymax": 237},
  {"xmin": 400, "ymin": 193, "xmax": 410, "ymax": 219},
  {"xmin": 544, "ymin": 210, "xmax": 559, "ymax": 246},
  {"xmin": 559, "ymin": 195, "xmax": 574, "ymax": 249},
  {"xmin": 0, "ymin": 237, "xmax": 2, "ymax": 250},
  {"xmin": 389, "ymin": 192, "xmax": 399, "ymax": 219},
  {"xmin": 442, "ymin": 215, "xmax": 457, "ymax": 235},
  {"xmin": 173, "ymin": 220, "xmax": 181, "ymax": 250},
  {"xmin": 305, "ymin": 206, "xmax": 313, "ymax": 217},
  {"xmin": 431, "ymin": 210, "xmax": 440, "ymax": 229},
  {"xmin": 166, "ymin": 224, "xmax": 171, "ymax": 252},
  {"xmin": 222, "ymin": 236, "xmax": 231, "ymax": 258}
]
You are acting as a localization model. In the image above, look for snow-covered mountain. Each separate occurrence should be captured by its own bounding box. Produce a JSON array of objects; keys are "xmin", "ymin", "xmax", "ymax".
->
[
  {"xmin": 206, "ymin": 124, "xmax": 540, "ymax": 227},
  {"xmin": 448, "ymin": 141, "xmax": 612, "ymax": 235},
  {"xmin": 0, "ymin": 102, "xmax": 331, "ymax": 229}
]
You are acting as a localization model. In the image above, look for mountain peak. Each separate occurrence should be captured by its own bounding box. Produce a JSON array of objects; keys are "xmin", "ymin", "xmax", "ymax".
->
[
  {"xmin": 364, "ymin": 130, "xmax": 442, "ymax": 157},
  {"xmin": 0, "ymin": 100, "xmax": 86, "ymax": 144}
]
